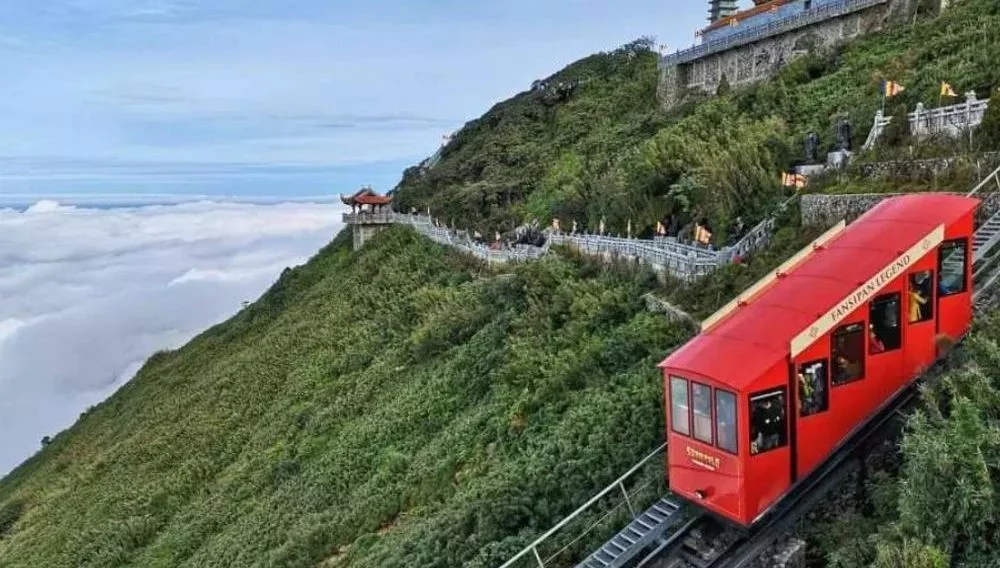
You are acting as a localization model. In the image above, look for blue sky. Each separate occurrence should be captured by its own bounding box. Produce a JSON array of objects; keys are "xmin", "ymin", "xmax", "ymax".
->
[{"xmin": 0, "ymin": 0, "xmax": 711, "ymax": 202}]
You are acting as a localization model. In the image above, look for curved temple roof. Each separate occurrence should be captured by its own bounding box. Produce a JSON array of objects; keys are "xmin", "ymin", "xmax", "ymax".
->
[
  {"xmin": 659, "ymin": 193, "xmax": 980, "ymax": 389},
  {"xmin": 340, "ymin": 187, "xmax": 393, "ymax": 207},
  {"xmin": 702, "ymin": 0, "xmax": 793, "ymax": 33}
]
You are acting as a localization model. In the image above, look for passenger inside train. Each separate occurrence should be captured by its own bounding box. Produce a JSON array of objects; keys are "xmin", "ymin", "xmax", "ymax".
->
[
  {"xmin": 832, "ymin": 323, "xmax": 865, "ymax": 384},
  {"xmin": 869, "ymin": 294, "xmax": 901, "ymax": 353},
  {"xmin": 909, "ymin": 271, "xmax": 933, "ymax": 322},
  {"xmin": 750, "ymin": 391, "xmax": 786, "ymax": 455},
  {"xmin": 798, "ymin": 360, "xmax": 828, "ymax": 417}
]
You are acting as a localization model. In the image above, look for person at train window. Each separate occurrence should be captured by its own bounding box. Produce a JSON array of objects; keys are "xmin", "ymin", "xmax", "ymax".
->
[
  {"xmin": 797, "ymin": 372, "xmax": 813, "ymax": 414},
  {"xmin": 870, "ymin": 293, "xmax": 901, "ymax": 352},
  {"xmin": 909, "ymin": 271, "xmax": 934, "ymax": 322},
  {"xmin": 869, "ymin": 325, "xmax": 885, "ymax": 354},
  {"xmin": 750, "ymin": 393, "xmax": 786, "ymax": 454},
  {"xmin": 909, "ymin": 285, "xmax": 929, "ymax": 323},
  {"xmin": 833, "ymin": 355, "xmax": 861, "ymax": 383},
  {"xmin": 798, "ymin": 361, "xmax": 828, "ymax": 417}
]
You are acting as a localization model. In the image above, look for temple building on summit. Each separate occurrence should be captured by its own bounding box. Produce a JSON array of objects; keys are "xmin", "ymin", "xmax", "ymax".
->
[
  {"xmin": 707, "ymin": 0, "xmax": 739, "ymax": 23},
  {"xmin": 657, "ymin": 0, "xmax": 939, "ymax": 108}
]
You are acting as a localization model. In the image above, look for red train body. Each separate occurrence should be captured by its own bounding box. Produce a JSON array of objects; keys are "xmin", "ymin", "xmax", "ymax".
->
[{"xmin": 659, "ymin": 193, "xmax": 979, "ymax": 527}]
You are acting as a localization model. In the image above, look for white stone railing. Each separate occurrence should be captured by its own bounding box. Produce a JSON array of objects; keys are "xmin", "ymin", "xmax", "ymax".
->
[
  {"xmin": 547, "ymin": 232, "xmax": 721, "ymax": 280},
  {"xmin": 345, "ymin": 211, "xmax": 548, "ymax": 264},
  {"xmin": 863, "ymin": 92, "xmax": 990, "ymax": 150},
  {"xmin": 660, "ymin": 0, "xmax": 887, "ymax": 67},
  {"xmin": 345, "ymin": 208, "xmax": 787, "ymax": 280}
]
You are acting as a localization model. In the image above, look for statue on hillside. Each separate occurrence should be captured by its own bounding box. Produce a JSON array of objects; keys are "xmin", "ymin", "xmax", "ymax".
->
[
  {"xmin": 805, "ymin": 132, "xmax": 820, "ymax": 163},
  {"xmin": 836, "ymin": 117, "xmax": 852, "ymax": 152}
]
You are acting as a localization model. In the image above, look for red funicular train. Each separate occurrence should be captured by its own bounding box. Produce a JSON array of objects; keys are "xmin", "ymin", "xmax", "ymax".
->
[{"xmin": 659, "ymin": 193, "xmax": 979, "ymax": 527}]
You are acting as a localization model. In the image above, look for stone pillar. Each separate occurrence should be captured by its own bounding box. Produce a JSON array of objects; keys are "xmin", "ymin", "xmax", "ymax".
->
[
  {"xmin": 913, "ymin": 102, "xmax": 924, "ymax": 137},
  {"xmin": 966, "ymin": 91, "xmax": 978, "ymax": 129}
]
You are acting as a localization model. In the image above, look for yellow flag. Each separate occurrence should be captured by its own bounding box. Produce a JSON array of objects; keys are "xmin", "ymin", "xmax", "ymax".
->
[{"xmin": 941, "ymin": 82, "xmax": 957, "ymax": 97}]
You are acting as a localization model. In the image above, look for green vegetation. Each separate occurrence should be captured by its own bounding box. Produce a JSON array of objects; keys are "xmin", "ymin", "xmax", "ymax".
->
[
  {"xmin": 880, "ymin": 103, "xmax": 912, "ymax": 148},
  {"xmin": 5, "ymin": 2, "xmax": 1000, "ymax": 567},
  {"xmin": 0, "ymin": 228, "xmax": 691, "ymax": 568},
  {"xmin": 395, "ymin": 0, "xmax": 1000, "ymax": 243},
  {"xmin": 808, "ymin": 310, "xmax": 1000, "ymax": 568},
  {"xmin": 977, "ymin": 89, "xmax": 1000, "ymax": 149},
  {"xmin": 393, "ymin": 38, "xmax": 670, "ymax": 234}
]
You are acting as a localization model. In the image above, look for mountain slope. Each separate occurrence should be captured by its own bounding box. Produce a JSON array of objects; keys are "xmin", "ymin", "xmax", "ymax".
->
[
  {"xmin": 394, "ymin": 0, "xmax": 1000, "ymax": 241},
  {"xmin": 5, "ymin": 2, "xmax": 1000, "ymax": 567},
  {"xmin": 0, "ymin": 228, "xmax": 688, "ymax": 568}
]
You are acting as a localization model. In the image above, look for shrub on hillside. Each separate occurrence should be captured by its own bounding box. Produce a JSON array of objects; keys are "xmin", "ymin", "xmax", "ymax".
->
[
  {"xmin": 881, "ymin": 103, "xmax": 911, "ymax": 148},
  {"xmin": 976, "ymin": 90, "xmax": 1000, "ymax": 150},
  {"xmin": 0, "ymin": 501, "xmax": 24, "ymax": 539}
]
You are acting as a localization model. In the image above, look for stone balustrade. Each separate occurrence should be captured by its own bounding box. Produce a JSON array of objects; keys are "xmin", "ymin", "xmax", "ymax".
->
[
  {"xmin": 345, "ymin": 206, "xmax": 788, "ymax": 280},
  {"xmin": 863, "ymin": 92, "xmax": 990, "ymax": 150}
]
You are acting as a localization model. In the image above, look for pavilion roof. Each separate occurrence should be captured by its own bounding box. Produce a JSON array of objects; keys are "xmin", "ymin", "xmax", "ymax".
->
[{"xmin": 341, "ymin": 187, "xmax": 393, "ymax": 206}]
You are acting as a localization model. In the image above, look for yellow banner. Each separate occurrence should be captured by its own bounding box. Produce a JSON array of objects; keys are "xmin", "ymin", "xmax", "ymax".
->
[{"xmin": 790, "ymin": 224, "xmax": 944, "ymax": 357}]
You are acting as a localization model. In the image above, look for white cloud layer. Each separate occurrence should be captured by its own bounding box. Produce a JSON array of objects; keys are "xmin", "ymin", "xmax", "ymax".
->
[{"xmin": 0, "ymin": 200, "xmax": 345, "ymax": 475}]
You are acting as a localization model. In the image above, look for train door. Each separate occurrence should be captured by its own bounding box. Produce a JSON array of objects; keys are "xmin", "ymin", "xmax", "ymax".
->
[
  {"xmin": 867, "ymin": 291, "xmax": 905, "ymax": 402},
  {"xmin": 747, "ymin": 384, "xmax": 791, "ymax": 516},
  {"xmin": 936, "ymin": 237, "xmax": 971, "ymax": 343},
  {"xmin": 791, "ymin": 354, "xmax": 830, "ymax": 481},
  {"xmin": 904, "ymin": 265, "xmax": 937, "ymax": 378}
]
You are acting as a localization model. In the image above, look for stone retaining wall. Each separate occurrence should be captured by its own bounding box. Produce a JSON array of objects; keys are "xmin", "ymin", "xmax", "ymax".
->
[
  {"xmin": 857, "ymin": 153, "xmax": 1000, "ymax": 180},
  {"xmin": 658, "ymin": 3, "xmax": 887, "ymax": 109},
  {"xmin": 801, "ymin": 190, "xmax": 1000, "ymax": 228}
]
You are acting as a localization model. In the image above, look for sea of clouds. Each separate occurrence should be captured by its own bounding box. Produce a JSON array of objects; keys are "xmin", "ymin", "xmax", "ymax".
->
[{"xmin": 0, "ymin": 199, "xmax": 346, "ymax": 475}]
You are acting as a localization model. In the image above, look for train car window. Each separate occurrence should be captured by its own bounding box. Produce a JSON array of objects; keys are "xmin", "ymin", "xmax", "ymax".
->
[
  {"xmin": 670, "ymin": 376, "xmax": 691, "ymax": 436},
  {"xmin": 831, "ymin": 322, "xmax": 865, "ymax": 386},
  {"xmin": 938, "ymin": 239, "xmax": 968, "ymax": 296},
  {"xmin": 869, "ymin": 293, "xmax": 902, "ymax": 353},
  {"xmin": 908, "ymin": 270, "xmax": 934, "ymax": 323},
  {"xmin": 798, "ymin": 360, "xmax": 829, "ymax": 417},
  {"xmin": 692, "ymin": 383, "xmax": 713, "ymax": 443},
  {"xmin": 716, "ymin": 390, "xmax": 738, "ymax": 454},
  {"xmin": 750, "ymin": 389, "xmax": 787, "ymax": 456}
]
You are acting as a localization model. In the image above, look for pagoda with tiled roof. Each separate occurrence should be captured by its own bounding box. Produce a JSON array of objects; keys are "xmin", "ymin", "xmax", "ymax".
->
[
  {"xmin": 341, "ymin": 186, "xmax": 395, "ymax": 251},
  {"xmin": 340, "ymin": 186, "xmax": 393, "ymax": 212}
]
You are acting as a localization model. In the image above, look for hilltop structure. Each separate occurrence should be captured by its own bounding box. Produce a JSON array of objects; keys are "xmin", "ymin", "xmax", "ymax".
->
[
  {"xmin": 658, "ymin": 0, "xmax": 946, "ymax": 108},
  {"xmin": 340, "ymin": 187, "xmax": 393, "ymax": 251}
]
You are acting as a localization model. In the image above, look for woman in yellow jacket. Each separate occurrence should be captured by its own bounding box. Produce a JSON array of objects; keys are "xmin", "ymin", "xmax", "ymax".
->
[{"xmin": 909, "ymin": 287, "xmax": 928, "ymax": 323}]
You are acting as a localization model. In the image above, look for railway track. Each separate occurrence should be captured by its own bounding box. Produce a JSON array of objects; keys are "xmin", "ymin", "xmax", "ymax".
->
[{"xmin": 617, "ymin": 208, "xmax": 1000, "ymax": 568}]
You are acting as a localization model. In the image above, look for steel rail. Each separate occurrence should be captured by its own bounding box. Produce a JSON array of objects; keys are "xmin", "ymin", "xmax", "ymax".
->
[
  {"xmin": 498, "ymin": 443, "xmax": 667, "ymax": 568},
  {"xmin": 967, "ymin": 163, "xmax": 1000, "ymax": 198}
]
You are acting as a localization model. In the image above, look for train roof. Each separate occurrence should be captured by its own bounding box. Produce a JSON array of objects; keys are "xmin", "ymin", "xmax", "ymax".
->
[{"xmin": 659, "ymin": 193, "xmax": 980, "ymax": 390}]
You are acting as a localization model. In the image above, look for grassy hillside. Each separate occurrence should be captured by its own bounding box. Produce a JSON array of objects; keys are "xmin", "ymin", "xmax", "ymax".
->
[
  {"xmin": 0, "ymin": 228, "xmax": 692, "ymax": 568},
  {"xmin": 4, "ymin": 1, "xmax": 1000, "ymax": 567},
  {"xmin": 395, "ymin": 0, "xmax": 1000, "ymax": 241}
]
